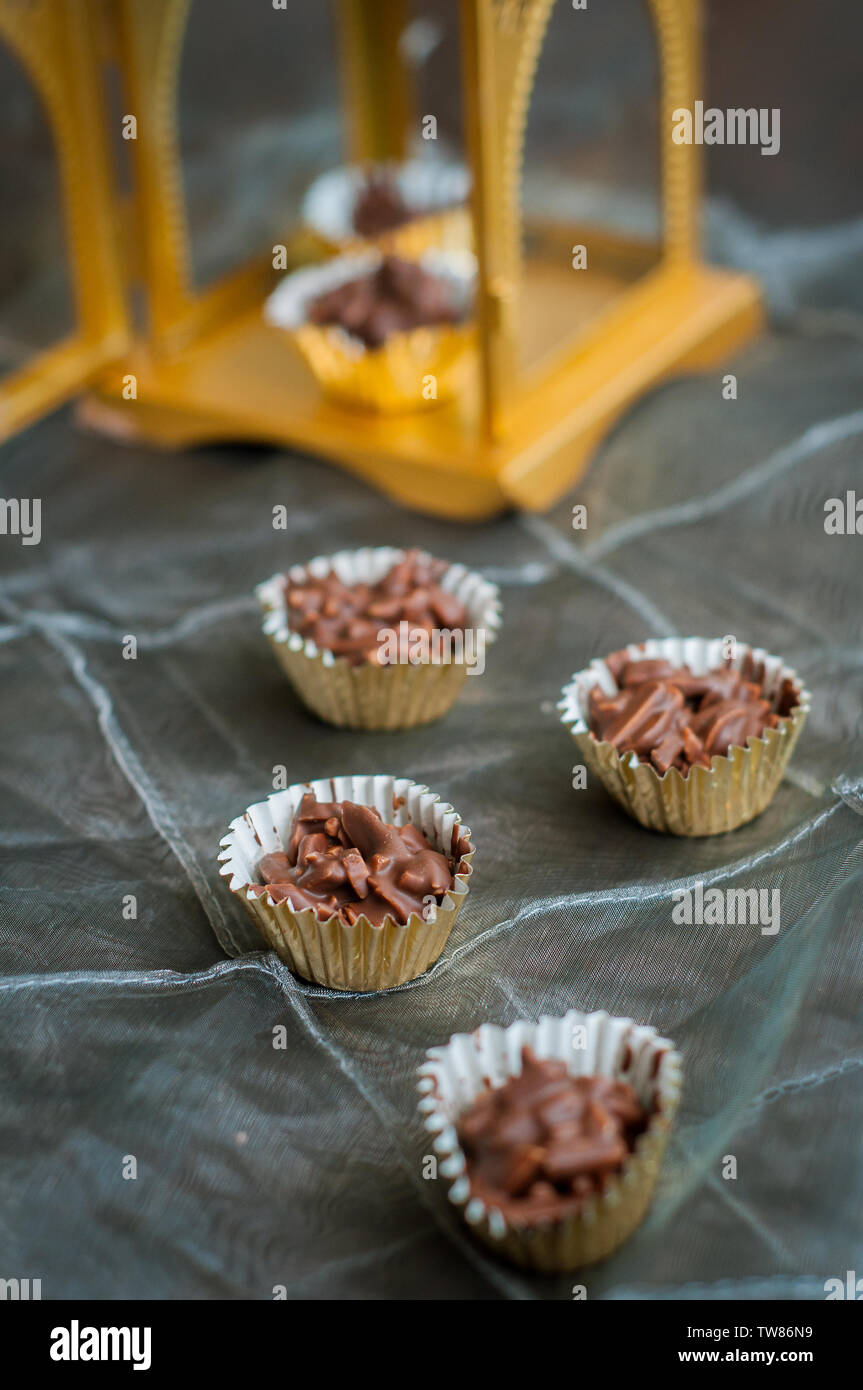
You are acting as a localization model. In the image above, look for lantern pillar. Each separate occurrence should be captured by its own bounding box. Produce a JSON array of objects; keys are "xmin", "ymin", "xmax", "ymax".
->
[
  {"xmin": 460, "ymin": 0, "xmax": 555, "ymax": 443},
  {"xmin": 338, "ymin": 0, "xmax": 412, "ymax": 163}
]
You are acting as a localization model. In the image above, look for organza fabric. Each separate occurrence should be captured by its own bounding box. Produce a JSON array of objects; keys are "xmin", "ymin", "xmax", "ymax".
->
[{"xmin": 2, "ymin": 308, "xmax": 861, "ymax": 1297}]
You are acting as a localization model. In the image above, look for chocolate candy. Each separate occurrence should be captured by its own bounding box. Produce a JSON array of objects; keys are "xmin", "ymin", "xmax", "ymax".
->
[
  {"xmin": 307, "ymin": 254, "xmax": 462, "ymax": 349},
  {"xmin": 252, "ymin": 793, "xmax": 469, "ymax": 927},
  {"xmin": 285, "ymin": 548, "xmax": 468, "ymax": 667},
  {"xmin": 588, "ymin": 650, "xmax": 800, "ymax": 776},
  {"xmin": 352, "ymin": 173, "xmax": 413, "ymax": 238},
  {"xmin": 457, "ymin": 1049, "xmax": 651, "ymax": 1224}
]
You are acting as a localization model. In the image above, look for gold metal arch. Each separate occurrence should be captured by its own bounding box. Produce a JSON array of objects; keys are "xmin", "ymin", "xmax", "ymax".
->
[
  {"xmin": 651, "ymin": 0, "xmax": 701, "ymax": 261},
  {"xmin": 461, "ymin": 0, "xmax": 556, "ymax": 436},
  {"xmin": 462, "ymin": 0, "xmax": 704, "ymax": 436},
  {"xmin": 0, "ymin": 0, "xmax": 128, "ymax": 437},
  {"xmin": 115, "ymin": 0, "xmax": 276, "ymax": 356},
  {"xmin": 116, "ymin": 0, "xmax": 192, "ymax": 349},
  {"xmin": 110, "ymin": 0, "xmax": 706, "ymax": 402},
  {"xmin": 0, "ymin": 0, "xmax": 762, "ymax": 519}
]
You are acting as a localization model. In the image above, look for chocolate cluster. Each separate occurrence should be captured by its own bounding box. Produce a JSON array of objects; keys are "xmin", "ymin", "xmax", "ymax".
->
[
  {"xmin": 253, "ymin": 793, "xmax": 469, "ymax": 927},
  {"xmin": 588, "ymin": 650, "xmax": 800, "ymax": 776},
  {"xmin": 458, "ymin": 1049, "xmax": 650, "ymax": 1224},
  {"xmin": 285, "ymin": 549, "xmax": 468, "ymax": 667},
  {"xmin": 307, "ymin": 254, "xmax": 462, "ymax": 349},
  {"xmin": 352, "ymin": 173, "xmax": 413, "ymax": 238}
]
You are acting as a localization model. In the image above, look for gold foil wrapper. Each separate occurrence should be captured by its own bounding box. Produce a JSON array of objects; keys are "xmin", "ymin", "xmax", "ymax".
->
[
  {"xmin": 306, "ymin": 208, "xmax": 473, "ymax": 261},
  {"xmin": 419, "ymin": 1009, "xmax": 682, "ymax": 1273},
  {"xmin": 219, "ymin": 775, "xmax": 473, "ymax": 993},
  {"xmin": 262, "ymin": 640, "xmax": 470, "ymax": 730},
  {"xmin": 256, "ymin": 547, "xmax": 501, "ymax": 731},
  {"xmin": 264, "ymin": 248, "xmax": 476, "ymax": 415},
  {"xmin": 291, "ymin": 317, "xmax": 474, "ymax": 414},
  {"xmin": 370, "ymin": 207, "xmax": 473, "ymax": 260},
  {"xmin": 559, "ymin": 638, "xmax": 811, "ymax": 836}
]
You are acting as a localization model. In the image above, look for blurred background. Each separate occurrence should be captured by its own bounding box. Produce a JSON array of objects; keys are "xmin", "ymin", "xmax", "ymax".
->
[{"xmin": 1, "ymin": 0, "xmax": 861, "ymax": 382}]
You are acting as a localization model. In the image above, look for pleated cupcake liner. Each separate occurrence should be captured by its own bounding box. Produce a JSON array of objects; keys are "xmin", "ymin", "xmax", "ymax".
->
[
  {"xmin": 304, "ymin": 208, "xmax": 473, "ymax": 263},
  {"xmin": 418, "ymin": 1008, "xmax": 682, "ymax": 1272},
  {"xmin": 264, "ymin": 248, "xmax": 476, "ymax": 413},
  {"xmin": 219, "ymin": 774, "xmax": 473, "ymax": 992},
  {"xmin": 559, "ymin": 637, "xmax": 811, "ymax": 836},
  {"xmin": 300, "ymin": 159, "xmax": 472, "ymax": 257},
  {"xmin": 256, "ymin": 546, "xmax": 502, "ymax": 731}
]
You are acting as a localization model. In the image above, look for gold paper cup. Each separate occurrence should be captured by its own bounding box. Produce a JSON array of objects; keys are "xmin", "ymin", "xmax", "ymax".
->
[
  {"xmin": 375, "ymin": 207, "xmax": 473, "ymax": 261},
  {"xmin": 300, "ymin": 159, "xmax": 472, "ymax": 257},
  {"xmin": 418, "ymin": 1008, "xmax": 682, "ymax": 1272},
  {"xmin": 264, "ymin": 249, "xmax": 476, "ymax": 413},
  {"xmin": 559, "ymin": 637, "xmax": 810, "ymax": 836},
  {"xmin": 256, "ymin": 546, "xmax": 501, "ymax": 731},
  {"xmin": 219, "ymin": 774, "xmax": 474, "ymax": 992}
]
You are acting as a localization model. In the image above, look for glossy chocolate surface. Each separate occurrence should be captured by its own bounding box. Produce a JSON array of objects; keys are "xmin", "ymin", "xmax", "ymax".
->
[
  {"xmin": 352, "ymin": 174, "xmax": 413, "ymax": 238},
  {"xmin": 307, "ymin": 254, "xmax": 462, "ymax": 349},
  {"xmin": 457, "ymin": 1048, "xmax": 651, "ymax": 1225},
  {"xmin": 588, "ymin": 649, "xmax": 800, "ymax": 775},
  {"xmin": 284, "ymin": 548, "xmax": 468, "ymax": 667},
  {"xmin": 253, "ymin": 793, "xmax": 469, "ymax": 927}
]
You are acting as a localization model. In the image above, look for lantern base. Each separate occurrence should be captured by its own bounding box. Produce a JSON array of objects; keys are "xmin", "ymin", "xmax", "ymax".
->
[{"xmin": 82, "ymin": 259, "xmax": 762, "ymax": 521}]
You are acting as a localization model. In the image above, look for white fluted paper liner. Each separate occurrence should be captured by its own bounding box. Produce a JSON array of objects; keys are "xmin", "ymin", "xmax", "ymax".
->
[
  {"xmin": 301, "ymin": 159, "xmax": 472, "ymax": 255},
  {"xmin": 219, "ymin": 774, "xmax": 473, "ymax": 992},
  {"xmin": 256, "ymin": 547, "xmax": 502, "ymax": 730},
  {"xmin": 418, "ymin": 1009, "xmax": 682, "ymax": 1271},
  {"xmin": 559, "ymin": 637, "xmax": 811, "ymax": 836},
  {"xmin": 264, "ymin": 248, "xmax": 476, "ymax": 412}
]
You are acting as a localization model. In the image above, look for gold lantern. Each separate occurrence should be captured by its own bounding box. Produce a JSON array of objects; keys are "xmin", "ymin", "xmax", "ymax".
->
[{"xmin": 0, "ymin": 0, "xmax": 762, "ymax": 519}]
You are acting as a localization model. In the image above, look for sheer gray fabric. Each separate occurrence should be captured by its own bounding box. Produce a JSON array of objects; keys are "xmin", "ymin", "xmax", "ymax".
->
[{"xmin": 2, "ymin": 308, "xmax": 861, "ymax": 1296}]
